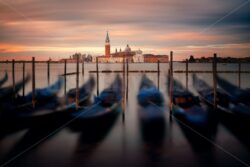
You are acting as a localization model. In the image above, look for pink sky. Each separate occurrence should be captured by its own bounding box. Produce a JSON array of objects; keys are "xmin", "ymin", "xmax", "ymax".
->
[{"xmin": 0, "ymin": 0, "xmax": 249, "ymax": 61}]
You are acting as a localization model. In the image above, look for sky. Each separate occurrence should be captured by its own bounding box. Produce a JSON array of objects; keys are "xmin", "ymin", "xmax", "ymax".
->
[{"xmin": 0, "ymin": 0, "xmax": 249, "ymax": 61}]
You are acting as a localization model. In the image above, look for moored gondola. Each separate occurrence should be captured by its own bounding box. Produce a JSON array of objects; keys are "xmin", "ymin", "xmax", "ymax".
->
[
  {"xmin": 192, "ymin": 74, "xmax": 250, "ymax": 149},
  {"xmin": 137, "ymin": 75, "xmax": 165, "ymax": 144},
  {"xmin": 217, "ymin": 75, "xmax": 250, "ymax": 106},
  {"xmin": 68, "ymin": 75, "xmax": 122, "ymax": 131},
  {"xmin": 168, "ymin": 76, "xmax": 211, "ymax": 129},
  {"xmin": 0, "ymin": 76, "xmax": 96, "ymax": 134},
  {"xmin": 192, "ymin": 74, "xmax": 250, "ymax": 119},
  {"xmin": 0, "ymin": 75, "xmax": 30, "ymax": 100},
  {"xmin": 64, "ymin": 75, "xmax": 95, "ymax": 106},
  {"xmin": 217, "ymin": 75, "xmax": 250, "ymax": 116}
]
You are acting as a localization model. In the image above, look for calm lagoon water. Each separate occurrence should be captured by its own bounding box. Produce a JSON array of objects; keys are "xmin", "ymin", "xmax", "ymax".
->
[{"xmin": 0, "ymin": 62, "xmax": 250, "ymax": 167}]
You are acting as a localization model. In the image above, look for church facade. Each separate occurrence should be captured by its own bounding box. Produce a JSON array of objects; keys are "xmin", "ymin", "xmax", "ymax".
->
[{"xmin": 96, "ymin": 32, "xmax": 168, "ymax": 63}]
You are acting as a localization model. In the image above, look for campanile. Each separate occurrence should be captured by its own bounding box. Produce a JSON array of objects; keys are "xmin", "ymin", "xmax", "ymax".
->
[{"xmin": 105, "ymin": 31, "xmax": 110, "ymax": 56}]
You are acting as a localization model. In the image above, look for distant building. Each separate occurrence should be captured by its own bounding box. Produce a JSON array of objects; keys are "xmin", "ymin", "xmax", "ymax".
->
[
  {"xmin": 58, "ymin": 53, "xmax": 92, "ymax": 63},
  {"xmin": 72, "ymin": 53, "xmax": 84, "ymax": 60},
  {"xmin": 98, "ymin": 44, "xmax": 144, "ymax": 63},
  {"xmin": 97, "ymin": 32, "xmax": 166, "ymax": 63},
  {"xmin": 133, "ymin": 49, "xmax": 144, "ymax": 63},
  {"xmin": 59, "ymin": 31, "xmax": 169, "ymax": 63},
  {"xmin": 143, "ymin": 54, "xmax": 168, "ymax": 63}
]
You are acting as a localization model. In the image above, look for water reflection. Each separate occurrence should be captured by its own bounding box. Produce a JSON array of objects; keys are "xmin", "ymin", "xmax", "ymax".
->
[
  {"xmin": 219, "ymin": 111, "xmax": 250, "ymax": 151},
  {"xmin": 70, "ymin": 113, "xmax": 120, "ymax": 166},
  {"xmin": 0, "ymin": 124, "xmax": 62, "ymax": 166}
]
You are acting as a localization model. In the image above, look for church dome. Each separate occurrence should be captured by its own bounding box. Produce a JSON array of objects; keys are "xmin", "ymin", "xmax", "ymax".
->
[{"xmin": 125, "ymin": 44, "xmax": 131, "ymax": 52}]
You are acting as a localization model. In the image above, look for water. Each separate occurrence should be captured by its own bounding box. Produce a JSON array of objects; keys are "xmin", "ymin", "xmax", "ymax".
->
[{"xmin": 0, "ymin": 62, "xmax": 250, "ymax": 167}]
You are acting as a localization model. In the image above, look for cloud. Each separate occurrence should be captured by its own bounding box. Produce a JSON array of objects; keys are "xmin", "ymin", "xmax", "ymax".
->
[{"xmin": 0, "ymin": 0, "xmax": 249, "ymax": 60}]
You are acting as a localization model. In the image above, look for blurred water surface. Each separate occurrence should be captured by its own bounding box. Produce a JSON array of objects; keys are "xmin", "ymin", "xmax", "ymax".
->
[{"xmin": 0, "ymin": 62, "xmax": 249, "ymax": 167}]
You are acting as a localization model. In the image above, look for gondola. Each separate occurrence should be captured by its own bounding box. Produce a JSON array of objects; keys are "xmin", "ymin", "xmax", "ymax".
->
[
  {"xmin": 0, "ymin": 76, "xmax": 95, "ymax": 132},
  {"xmin": 0, "ymin": 75, "xmax": 30, "ymax": 100},
  {"xmin": 168, "ymin": 75, "xmax": 212, "ymax": 129},
  {"xmin": 0, "ymin": 72, "xmax": 8, "ymax": 88},
  {"xmin": 68, "ymin": 74, "xmax": 122, "ymax": 131},
  {"xmin": 217, "ymin": 75, "xmax": 250, "ymax": 110},
  {"xmin": 192, "ymin": 74, "xmax": 250, "ymax": 118},
  {"xmin": 14, "ymin": 76, "xmax": 64, "ymax": 111},
  {"xmin": 137, "ymin": 75, "xmax": 165, "ymax": 144},
  {"xmin": 0, "ymin": 77, "xmax": 65, "ymax": 134},
  {"xmin": 65, "ymin": 75, "xmax": 95, "ymax": 106},
  {"xmin": 168, "ymin": 76, "xmax": 217, "ymax": 155},
  {"xmin": 192, "ymin": 74, "xmax": 250, "ymax": 150},
  {"xmin": 217, "ymin": 75, "xmax": 250, "ymax": 105}
]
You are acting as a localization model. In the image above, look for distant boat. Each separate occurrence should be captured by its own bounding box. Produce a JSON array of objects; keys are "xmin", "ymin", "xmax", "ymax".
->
[{"xmin": 137, "ymin": 74, "xmax": 165, "ymax": 144}]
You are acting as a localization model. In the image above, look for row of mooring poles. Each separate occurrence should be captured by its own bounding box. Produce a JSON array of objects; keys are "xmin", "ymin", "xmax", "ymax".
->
[
  {"xmin": 8, "ymin": 53, "xmax": 241, "ymax": 111},
  {"xmin": 13, "ymin": 58, "xmax": 35, "ymax": 106}
]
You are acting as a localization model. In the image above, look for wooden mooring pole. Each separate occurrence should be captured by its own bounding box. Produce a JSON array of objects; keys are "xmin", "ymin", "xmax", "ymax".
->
[
  {"xmin": 22, "ymin": 61, "xmax": 25, "ymax": 97},
  {"xmin": 238, "ymin": 61, "xmax": 241, "ymax": 89},
  {"xmin": 64, "ymin": 59, "xmax": 67, "ymax": 95},
  {"xmin": 47, "ymin": 60, "xmax": 50, "ymax": 85},
  {"xmin": 123, "ymin": 56, "xmax": 125, "ymax": 94},
  {"xmin": 32, "ymin": 57, "xmax": 36, "ymax": 108},
  {"xmin": 122, "ymin": 56, "xmax": 126, "ymax": 122},
  {"xmin": 96, "ymin": 57, "xmax": 99, "ymax": 96},
  {"xmin": 157, "ymin": 60, "xmax": 160, "ymax": 90},
  {"xmin": 169, "ymin": 51, "xmax": 173, "ymax": 116},
  {"xmin": 76, "ymin": 55, "xmax": 79, "ymax": 107},
  {"xmin": 213, "ymin": 54, "xmax": 217, "ymax": 110},
  {"xmin": 82, "ymin": 57, "xmax": 84, "ymax": 76},
  {"xmin": 126, "ymin": 59, "xmax": 129, "ymax": 102},
  {"xmin": 12, "ymin": 59, "xmax": 15, "ymax": 98},
  {"xmin": 186, "ymin": 59, "xmax": 188, "ymax": 89}
]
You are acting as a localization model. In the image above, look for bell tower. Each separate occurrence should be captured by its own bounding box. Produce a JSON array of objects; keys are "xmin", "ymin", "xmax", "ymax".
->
[{"xmin": 105, "ymin": 31, "xmax": 110, "ymax": 56}]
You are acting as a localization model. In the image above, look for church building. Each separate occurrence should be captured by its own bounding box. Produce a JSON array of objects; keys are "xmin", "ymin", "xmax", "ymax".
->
[{"xmin": 96, "ymin": 32, "xmax": 168, "ymax": 63}]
